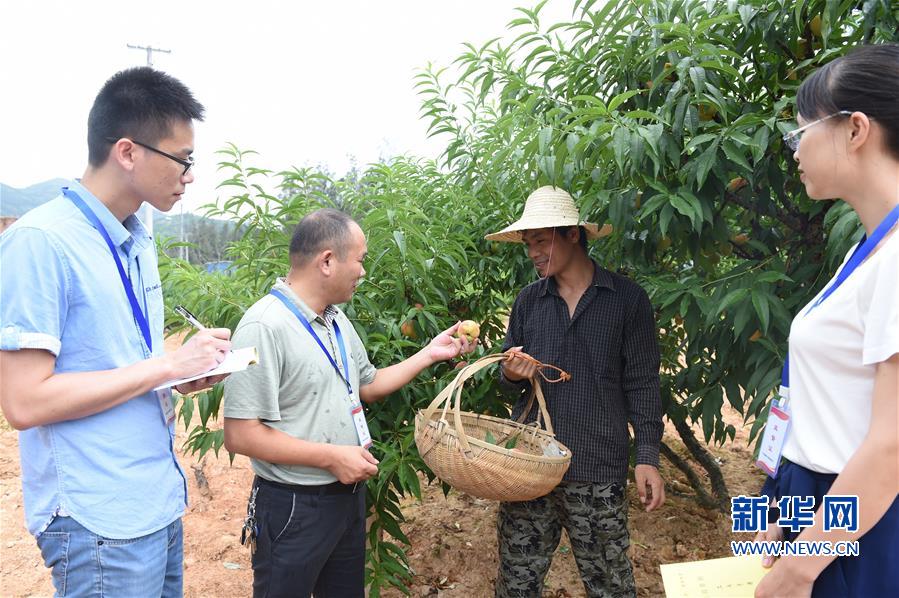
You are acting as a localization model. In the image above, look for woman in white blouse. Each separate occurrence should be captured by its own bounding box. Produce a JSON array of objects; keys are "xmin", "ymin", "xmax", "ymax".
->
[{"xmin": 754, "ymin": 44, "xmax": 899, "ymax": 598}]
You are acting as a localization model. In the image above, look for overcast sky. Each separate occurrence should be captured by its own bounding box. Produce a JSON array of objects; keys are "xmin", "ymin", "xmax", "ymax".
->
[{"xmin": 1, "ymin": 0, "xmax": 572, "ymax": 213}]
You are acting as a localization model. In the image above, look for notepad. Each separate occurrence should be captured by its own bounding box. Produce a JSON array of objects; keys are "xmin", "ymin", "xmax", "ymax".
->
[
  {"xmin": 660, "ymin": 555, "xmax": 769, "ymax": 597},
  {"xmin": 154, "ymin": 346, "xmax": 259, "ymax": 390}
]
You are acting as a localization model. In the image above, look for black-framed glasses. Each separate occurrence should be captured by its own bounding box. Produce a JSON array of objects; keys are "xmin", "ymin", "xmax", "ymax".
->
[{"xmin": 106, "ymin": 137, "xmax": 195, "ymax": 175}]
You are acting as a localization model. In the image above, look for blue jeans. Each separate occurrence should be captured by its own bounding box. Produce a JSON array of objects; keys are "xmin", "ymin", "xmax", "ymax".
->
[{"xmin": 36, "ymin": 516, "xmax": 183, "ymax": 597}]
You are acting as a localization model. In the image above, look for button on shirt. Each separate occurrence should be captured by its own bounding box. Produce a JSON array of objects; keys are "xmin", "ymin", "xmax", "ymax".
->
[
  {"xmin": 0, "ymin": 181, "xmax": 187, "ymax": 538},
  {"xmin": 500, "ymin": 261, "xmax": 663, "ymax": 484}
]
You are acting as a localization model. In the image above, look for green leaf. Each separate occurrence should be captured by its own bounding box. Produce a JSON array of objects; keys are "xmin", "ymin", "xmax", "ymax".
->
[
  {"xmin": 538, "ymin": 126, "xmax": 553, "ymax": 154},
  {"xmin": 689, "ymin": 66, "xmax": 707, "ymax": 94},
  {"xmin": 608, "ymin": 89, "xmax": 642, "ymax": 112},
  {"xmin": 669, "ymin": 194, "xmax": 701, "ymax": 231},
  {"xmin": 612, "ymin": 127, "xmax": 629, "ymax": 174},
  {"xmin": 694, "ymin": 141, "xmax": 719, "ymax": 188},
  {"xmin": 751, "ymin": 290, "xmax": 771, "ymax": 334},
  {"xmin": 716, "ymin": 288, "xmax": 749, "ymax": 315}
]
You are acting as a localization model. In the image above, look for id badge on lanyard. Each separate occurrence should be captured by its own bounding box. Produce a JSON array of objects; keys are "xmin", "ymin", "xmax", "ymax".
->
[
  {"xmin": 270, "ymin": 289, "xmax": 373, "ymax": 449},
  {"xmin": 756, "ymin": 203, "xmax": 899, "ymax": 477},
  {"xmin": 157, "ymin": 387, "xmax": 176, "ymax": 426},
  {"xmin": 756, "ymin": 377, "xmax": 791, "ymax": 477}
]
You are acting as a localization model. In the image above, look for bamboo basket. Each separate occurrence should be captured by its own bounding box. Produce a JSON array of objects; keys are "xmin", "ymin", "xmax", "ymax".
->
[{"xmin": 414, "ymin": 352, "xmax": 571, "ymax": 502}]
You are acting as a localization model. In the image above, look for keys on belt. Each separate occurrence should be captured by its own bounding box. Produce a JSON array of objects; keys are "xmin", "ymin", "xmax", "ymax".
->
[{"xmin": 240, "ymin": 485, "xmax": 259, "ymax": 555}]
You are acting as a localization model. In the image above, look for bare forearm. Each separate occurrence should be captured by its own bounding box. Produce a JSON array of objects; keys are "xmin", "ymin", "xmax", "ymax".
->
[
  {"xmin": 0, "ymin": 353, "xmax": 176, "ymax": 429},
  {"xmin": 360, "ymin": 349, "xmax": 434, "ymax": 403},
  {"xmin": 224, "ymin": 418, "xmax": 333, "ymax": 468}
]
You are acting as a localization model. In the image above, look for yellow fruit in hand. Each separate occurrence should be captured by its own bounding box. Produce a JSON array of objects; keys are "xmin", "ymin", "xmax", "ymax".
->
[
  {"xmin": 400, "ymin": 320, "xmax": 417, "ymax": 339},
  {"xmin": 455, "ymin": 320, "xmax": 481, "ymax": 343}
]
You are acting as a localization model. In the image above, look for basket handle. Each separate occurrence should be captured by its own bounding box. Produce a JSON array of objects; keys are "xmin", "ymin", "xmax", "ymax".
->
[
  {"xmin": 420, "ymin": 353, "xmax": 507, "ymax": 425},
  {"xmin": 420, "ymin": 352, "xmax": 569, "ymax": 459}
]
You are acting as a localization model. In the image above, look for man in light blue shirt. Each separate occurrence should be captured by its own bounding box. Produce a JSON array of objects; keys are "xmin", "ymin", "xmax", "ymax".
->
[{"xmin": 0, "ymin": 67, "xmax": 232, "ymax": 597}]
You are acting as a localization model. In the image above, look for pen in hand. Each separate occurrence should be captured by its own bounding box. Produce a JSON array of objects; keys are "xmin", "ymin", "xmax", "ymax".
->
[{"xmin": 174, "ymin": 305, "xmax": 207, "ymax": 330}]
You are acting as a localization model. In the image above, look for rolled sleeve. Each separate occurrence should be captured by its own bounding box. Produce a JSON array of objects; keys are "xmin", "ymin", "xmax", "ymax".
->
[{"xmin": 0, "ymin": 227, "xmax": 69, "ymax": 356}]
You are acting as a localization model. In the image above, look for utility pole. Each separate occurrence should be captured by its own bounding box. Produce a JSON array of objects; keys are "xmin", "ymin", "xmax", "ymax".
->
[
  {"xmin": 127, "ymin": 43, "xmax": 170, "ymax": 68},
  {"xmin": 127, "ymin": 43, "xmax": 172, "ymax": 239}
]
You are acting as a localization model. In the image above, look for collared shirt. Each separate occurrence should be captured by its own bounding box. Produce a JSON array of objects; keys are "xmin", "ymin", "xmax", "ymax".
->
[
  {"xmin": 223, "ymin": 279, "xmax": 377, "ymax": 485},
  {"xmin": 500, "ymin": 260, "xmax": 662, "ymax": 484},
  {"xmin": 0, "ymin": 180, "xmax": 187, "ymax": 539}
]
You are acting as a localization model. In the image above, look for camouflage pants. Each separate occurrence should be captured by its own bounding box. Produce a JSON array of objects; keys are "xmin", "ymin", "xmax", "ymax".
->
[{"xmin": 495, "ymin": 481, "xmax": 635, "ymax": 598}]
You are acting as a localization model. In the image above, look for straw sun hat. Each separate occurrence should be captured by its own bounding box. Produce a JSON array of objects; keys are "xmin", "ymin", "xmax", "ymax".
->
[{"xmin": 484, "ymin": 186, "xmax": 613, "ymax": 243}]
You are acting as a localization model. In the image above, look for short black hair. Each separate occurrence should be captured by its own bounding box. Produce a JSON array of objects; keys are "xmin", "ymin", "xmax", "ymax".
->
[
  {"xmin": 289, "ymin": 208, "xmax": 355, "ymax": 266},
  {"xmin": 556, "ymin": 225, "xmax": 589, "ymax": 251},
  {"xmin": 87, "ymin": 67, "xmax": 205, "ymax": 167},
  {"xmin": 796, "ymin": 44, "xmax": 899, "ymax": 159}
]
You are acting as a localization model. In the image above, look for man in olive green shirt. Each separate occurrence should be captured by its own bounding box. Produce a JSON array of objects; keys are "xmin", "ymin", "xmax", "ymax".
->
[{"xmin": 224, "ymin": 208, "xmax": 474, "ymax": 598}]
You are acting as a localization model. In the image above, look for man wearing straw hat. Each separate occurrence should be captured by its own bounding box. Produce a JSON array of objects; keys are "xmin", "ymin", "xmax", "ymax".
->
[{"xmin": 487, "ymin": 186, "xmax": 665, "ymax": 598}]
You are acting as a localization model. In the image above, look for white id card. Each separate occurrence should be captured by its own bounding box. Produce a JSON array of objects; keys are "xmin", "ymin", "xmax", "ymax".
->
[
  {"xmin": 756, "ymin": 400, "xmax": 790, "ymax": 477},
  {"xmin": 351, "ymin": 403, "xmax": 372, "ymax": 449},
  {"xmin": 157, "ymin": 388, "xmax": 176, "ymax": 426}
]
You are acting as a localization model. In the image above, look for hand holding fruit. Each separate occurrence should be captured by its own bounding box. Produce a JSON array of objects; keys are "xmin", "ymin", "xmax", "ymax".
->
[{"xmin": 426, "ymin": 321, "xmax": 478, "ymax": 363}]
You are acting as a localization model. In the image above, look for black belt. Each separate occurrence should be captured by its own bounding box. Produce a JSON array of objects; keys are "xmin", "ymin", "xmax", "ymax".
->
[{"xmin": 255, "ymin": 475, "xmax": 360, "ymax": 495}]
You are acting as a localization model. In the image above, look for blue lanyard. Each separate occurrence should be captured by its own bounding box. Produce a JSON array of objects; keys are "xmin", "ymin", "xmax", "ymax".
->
[
  {"xmin": 63, "ymin": 187, "xmax": 152, "ymax": 353},
  {"xmin": 806, "ymin": 203, "xmax": 899, "ymax": 315},
  {"xmin": 270, "ymin": 289, "xmax": 353, "ymax": 397},
  {"xmin": 783, "ymin": 203, "xmax": 899, "ymax": 389}
]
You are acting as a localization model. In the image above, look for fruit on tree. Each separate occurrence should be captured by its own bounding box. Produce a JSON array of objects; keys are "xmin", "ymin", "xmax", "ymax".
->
[
  {"xmin": 810, "ymin": 15, "xmax": 822, "ymax": 38},
  {"xmin": 727, "ymin": 177, "xmax": 749, "ymax": 193},
  {"xmin": 400, "ymin": 320, "xmax": 417, "ymax": 339},
  {"xmin": 698, "ymin": 104, "xmax": 718, "ymax": 121}
]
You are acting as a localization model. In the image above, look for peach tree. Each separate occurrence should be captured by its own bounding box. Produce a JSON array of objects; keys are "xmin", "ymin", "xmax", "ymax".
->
[{"xmin": 414, "ymin": 0, "xmax": 897, "ymax": 508}]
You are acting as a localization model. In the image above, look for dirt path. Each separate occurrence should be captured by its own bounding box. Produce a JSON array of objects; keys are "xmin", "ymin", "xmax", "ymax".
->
[{"xmin": 0, "ymin": 402, "xmax": 764, "ymax": 598}]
